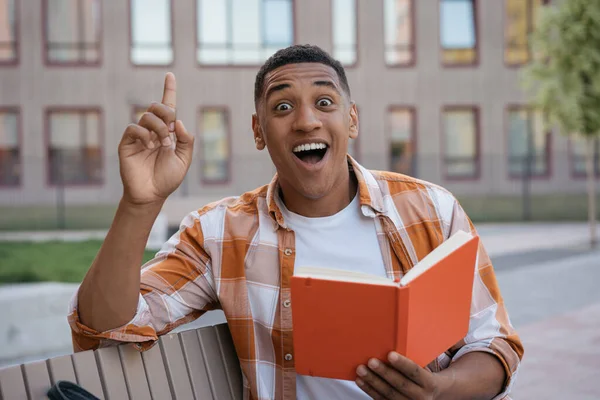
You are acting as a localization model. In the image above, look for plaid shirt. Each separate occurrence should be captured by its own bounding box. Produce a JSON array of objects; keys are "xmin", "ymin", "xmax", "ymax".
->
[{"xmin": 69, "ymin": 157, "xmax": 523, "ymax": 400}]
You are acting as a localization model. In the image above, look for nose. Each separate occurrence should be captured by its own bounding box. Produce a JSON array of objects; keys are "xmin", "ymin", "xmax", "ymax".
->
[{"xmin": 292, "ymin": 104, "xmax": 323, "ymax": 133}]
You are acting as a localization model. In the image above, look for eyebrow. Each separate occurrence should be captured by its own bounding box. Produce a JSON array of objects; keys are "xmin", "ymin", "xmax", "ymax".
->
[
  {"xmin": 313, "ymin": 80, "xmax": 341, "ymax": 95},
  {"xmin": 265, "ymin": 83, "xmax": 291, "ymax": 101}
]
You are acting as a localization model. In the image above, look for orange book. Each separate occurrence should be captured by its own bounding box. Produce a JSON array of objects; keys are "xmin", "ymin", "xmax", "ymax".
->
[{"xmin": 290, "ymin": 230, "xmax": 479, "ymax": 381}]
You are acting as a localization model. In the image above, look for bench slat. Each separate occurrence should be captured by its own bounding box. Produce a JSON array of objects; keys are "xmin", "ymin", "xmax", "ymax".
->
[
  {"xmin": 72, "ymin": 350, "xmax": 105, "ymax": 399},
  {"xmin": 47, "ymin": 354, "xmax": 77, "ymax": 385},
  {"xmin": 198, "ymin": 326, "xmax": 232, "ymax": 399},
  {"xmin": 2, "ymin": 323, "xmax": 241, "ymax": 400},
  {"xmin": 159, "ymin": 333, "xmax": 195, "ymax": 399},
  {"xmin": 0, "ymin": 365, "xmax": 28, "ymax": 400},
  {"xmin": 215, "ymin": 323, "xmax": 243, "ymax": 400},
  {"xmin": 96, "ymin": 346, "xmax": 129, "ymax": 400},
  {"xmin": 141, "ymin": 342, "xmax": 173, "ymax": 400},
  {"xmin": 22, "ymin": 360, "xmax": 52, "ymax": 400},
  {"xmin": 180, "ymin": 329, "xmax": 214, "ymax": 399},
  {"xmin": 118, "ymin": 345, "xmax": 151, "ymax": 400}
]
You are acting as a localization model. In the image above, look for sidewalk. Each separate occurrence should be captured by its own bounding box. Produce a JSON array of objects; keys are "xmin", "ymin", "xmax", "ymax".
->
[
  {"xmin": 474, "ymin": 222, "xmax": 593, "ymax": 257},
  {"xmin": 511, "ymin": 302, "xmax": 600, "ymax": 399}
]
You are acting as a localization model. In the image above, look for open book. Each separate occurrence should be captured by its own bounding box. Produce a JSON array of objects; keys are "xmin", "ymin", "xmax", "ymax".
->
[{"xmin": 290, "ymin": 230, "xmax": 480, "ymax": 381}]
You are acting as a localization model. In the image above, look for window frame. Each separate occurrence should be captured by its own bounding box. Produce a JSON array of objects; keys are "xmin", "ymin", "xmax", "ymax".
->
[
  {"xmin": 0, "ymin": 106, "xmax": 22, "ymax": 187},
  {"xmin": 195, "ymin": 0, "xmax": 297, "ymax": 68},
  {"xmin": 42, "ymin": 0, "xmax": 103, "ymax": 67},
  {"xmin": 331, "ymin": 0, "xmax": 358, "ymax": 68},
  {"xmin": 441, "ymin": 105, "xmax": 481, "ymax": 181},
  {"xmin": 128, "ymin": 0, "xmax": 175, "ymax": 68},
  {"xmin": 198, "ymin": 106, "xmax": 232, "ymax": 185},
  {"xmin": 569, "ymin": 136, "xmax": 600, "ymax": 180},
  {"xmin": 503, "ymin": 0, "xmax": 550, "ymax": 68},
  {"xmin": 439, "ymin": 0, "xmax": 479, "ymax": 68},
  {"xmin": 44, "ymin": 106, "xmax": 104, "ymax": 187},
  {"xmin": 387, "ymin": 105, "xmax": 417, "ymax": 177},
  {"xmin": 0, "ymin": 0, "xmax": 19, "ymax": 66},
  {"xmin": 383, "ymin": 0, "xmax": 416, "ymax": 68},
  {"xmin": 505, "ymin": 104, "xmax": 552, "ymax": 180}
]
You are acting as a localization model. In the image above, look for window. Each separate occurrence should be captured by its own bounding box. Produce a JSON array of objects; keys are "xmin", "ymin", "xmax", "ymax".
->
[
  {"xmin": 0, "ymin": 0, "xmax": 18, "ymax": 64},
  {"xmin": 571, "ymin": 136, "xmax": 599, "ymax": 178},
  {"xmin": 197, "ymin": 0, "xmax": 293, "ymax": 65},
  {"xmin": 47, "ymin": 109, "xmax": 103, "ymax": 185},
  {"xmin": 44, "ymin": 0, "xmax": 101, "ymax": 65},
  {"xmin": 442, "ymin": 107, "xmax": 479, "ymax": 179},
  {"xmin": 332, "ymin": 0, "xmax": 357, "ymax": 66},
  {"xmin": 384, "ymin": 0, "xmax": 414, "ymax": 66},
  {"xmin": 440, "ymin": 0, "xmax": 477, "ymax": 66},
  {"xmin": 200, "ymin": 108, "xmax": 230, "ymax": 183},
  {"xmin": 507, "ymin": 107, "xmax": 550, "ymax": 178},
  {"xmin": 389, "ymin": 107, "xmax": 416, "ymax": 176},
  {"xmin": 130, "ymin": 0, "xmax": 173, "ymax": 65},
  {"xmin": 0, "ymin": 109, "xmax": 20, "ymax": 186},
  {"xmin": 505, "ymin": 0, "xmax": 546, "ymax": 66}
]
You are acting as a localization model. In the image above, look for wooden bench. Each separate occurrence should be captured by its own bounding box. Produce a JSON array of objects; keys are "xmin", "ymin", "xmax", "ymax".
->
[{"xmin": 0, "ymin": 323, "xmax": 243, "ymax": 399}]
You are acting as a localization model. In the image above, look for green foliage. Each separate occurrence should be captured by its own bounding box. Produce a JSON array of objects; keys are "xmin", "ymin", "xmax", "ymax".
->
[
  {"xmin": 0, "ymin": 241, "xmax": 156, "ymax": 283},
  {"xmin": 522, "ymin": 0, "xmax": 600, "ymax": 138}
]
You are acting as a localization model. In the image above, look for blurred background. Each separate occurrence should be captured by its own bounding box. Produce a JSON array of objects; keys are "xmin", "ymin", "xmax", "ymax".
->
[{"xmin": 0, "ymin": 0, "xmax": 598, "ymax": 399}]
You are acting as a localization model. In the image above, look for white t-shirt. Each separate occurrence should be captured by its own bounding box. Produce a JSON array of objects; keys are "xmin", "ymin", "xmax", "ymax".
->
[{"xmin": 280, "ymin": 194, "xmax": 388, "ymax": 400}]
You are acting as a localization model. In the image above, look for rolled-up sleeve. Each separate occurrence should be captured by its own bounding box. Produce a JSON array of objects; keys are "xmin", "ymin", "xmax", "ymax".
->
[
  {"xmin": 443, "ymin": 199, "xmax": 524, "ymax": 399},
  {"xmin": 68, "ymin": 211, "xmax": 220, "ymax": 352}
]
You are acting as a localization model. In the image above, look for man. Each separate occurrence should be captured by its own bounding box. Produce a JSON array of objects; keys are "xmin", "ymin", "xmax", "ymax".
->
[{"xmin": 70, "ymin": 45, "xmax": 523, "ymax": 399}]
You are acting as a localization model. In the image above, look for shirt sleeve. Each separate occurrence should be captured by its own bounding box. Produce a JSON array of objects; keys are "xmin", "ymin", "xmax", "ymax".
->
[
  {"xmin": 442, "ymin": 199, "xmax": 524, "ymax": 399},
  {"xmin": 68, "ymin": 212, "xmax": 220, "ymax": 352}
]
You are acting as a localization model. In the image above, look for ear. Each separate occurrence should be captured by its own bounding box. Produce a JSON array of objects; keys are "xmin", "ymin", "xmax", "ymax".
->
[
  {"xmin": 252, "ymin": 113, "xmax": 266, "ymax": 150},
  {"xmin": 349, "ymin": 102, "xmax": 359, "ymax": 139}
]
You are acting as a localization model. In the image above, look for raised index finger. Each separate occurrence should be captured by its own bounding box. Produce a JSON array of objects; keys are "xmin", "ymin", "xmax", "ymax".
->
[{"xmin": 162, "ymin": 72, "xmax": 177, "ymax": 109}]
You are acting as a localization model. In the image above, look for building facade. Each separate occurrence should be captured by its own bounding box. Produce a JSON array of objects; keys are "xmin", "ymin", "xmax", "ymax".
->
[{"xmin": 0, "ymin": 0, "xmax": 598, "ymax": 219}]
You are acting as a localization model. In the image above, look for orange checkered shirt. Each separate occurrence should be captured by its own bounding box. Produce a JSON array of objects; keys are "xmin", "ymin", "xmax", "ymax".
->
[{"xmin": 69, "ymin": 157, "xmax": 523, "ymax": 400}]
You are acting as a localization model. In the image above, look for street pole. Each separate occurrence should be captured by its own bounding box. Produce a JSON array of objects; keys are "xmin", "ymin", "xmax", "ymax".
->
[
  {"xmin": 56, "ymin": 152, "xmax": 66, "ymax": 230},
  {"xmin": 522, "ymin": 116, "xmax": 533, "ymax": 221}
]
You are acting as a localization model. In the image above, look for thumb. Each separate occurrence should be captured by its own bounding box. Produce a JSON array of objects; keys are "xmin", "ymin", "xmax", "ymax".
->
[{"xmin": 174, "ymin": 119, "xmax": 194, "ymax": 162}]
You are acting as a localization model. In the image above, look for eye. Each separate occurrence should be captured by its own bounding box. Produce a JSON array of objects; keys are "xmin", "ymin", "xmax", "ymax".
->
[
  {"xmin": 317, "ymin": 98, "xmax": 333, "ymax": 107},
  {"xmin": 275, "ymin": 102, "xmax": 292, "ymax": 112}
]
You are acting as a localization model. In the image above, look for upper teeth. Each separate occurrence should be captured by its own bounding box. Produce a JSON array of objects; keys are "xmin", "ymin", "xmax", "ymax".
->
[{"xmin": 293, "ymin": 143, "xmax": 327, "ymax": 153}]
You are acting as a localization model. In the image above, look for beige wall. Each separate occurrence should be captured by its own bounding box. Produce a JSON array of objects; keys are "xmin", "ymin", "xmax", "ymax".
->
[{"xmin": 0, "ymin": 0, "xmax": 592, "ymax": 208}]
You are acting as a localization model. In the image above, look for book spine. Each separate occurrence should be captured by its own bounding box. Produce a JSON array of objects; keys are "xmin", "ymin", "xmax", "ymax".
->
[{"xmin": 395, "ymin": 286, "xmax": 410, "ymax": 357}]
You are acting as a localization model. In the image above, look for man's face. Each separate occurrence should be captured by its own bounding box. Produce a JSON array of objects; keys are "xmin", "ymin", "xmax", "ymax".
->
[{"xmin": 253, "ymin": 63, "xmax": 358, "ymax": 200}]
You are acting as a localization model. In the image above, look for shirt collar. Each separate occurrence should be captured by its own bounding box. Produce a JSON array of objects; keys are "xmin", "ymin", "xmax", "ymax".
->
[{"xmin": 266, "ymin": 155, "xmax": 385, "ymax": 229}]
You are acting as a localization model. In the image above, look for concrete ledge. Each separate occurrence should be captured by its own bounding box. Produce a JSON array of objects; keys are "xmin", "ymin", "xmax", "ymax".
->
[
  {"xmin": 0, "ymin": 283, "xmax": 77, "ymax": 363},
  {"xmin": 0, "ymin": 282, "xmax": 227, "ymax": 368}
]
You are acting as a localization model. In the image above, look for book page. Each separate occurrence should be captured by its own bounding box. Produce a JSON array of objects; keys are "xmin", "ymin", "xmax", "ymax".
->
[
  {"xmin": 294, "ymin": 266, "xmax": 396, "ymax": 286},
  {"xmin": 399, "ymin": 230, "xmax": 474, "ymax": 286}
]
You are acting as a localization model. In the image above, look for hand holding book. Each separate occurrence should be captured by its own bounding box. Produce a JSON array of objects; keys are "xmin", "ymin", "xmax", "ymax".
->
[{"xmin": 355, "ymin": 351, "xmax": 452, "ymax": 399}]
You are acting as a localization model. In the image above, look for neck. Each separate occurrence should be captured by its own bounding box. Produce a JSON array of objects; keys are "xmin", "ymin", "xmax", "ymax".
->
[{"xmin": 279, "ymin": 166, "xmax": 358, "ymax": 218}]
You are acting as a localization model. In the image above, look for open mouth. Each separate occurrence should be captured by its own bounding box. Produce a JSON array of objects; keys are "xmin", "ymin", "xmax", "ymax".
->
[{"xmin": 292, "ymin": 143, "xmax": 329, "ymax": 165}]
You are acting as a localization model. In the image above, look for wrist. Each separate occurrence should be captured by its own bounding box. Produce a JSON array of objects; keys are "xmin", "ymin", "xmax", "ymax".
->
[{"xmin": 118, "ymin": 197, "xmax": 165, "ymax": 219}]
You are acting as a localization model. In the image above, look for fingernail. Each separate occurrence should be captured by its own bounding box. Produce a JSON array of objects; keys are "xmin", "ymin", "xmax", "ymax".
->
[
  {"xmin": 169, "ymin": 122, "xmax": 175, "ymax": 132},
  {"xmin": 388, "ymin": 352, "xmax": 399, "ymax": 362},
  {"xmin": 162, "ymin": 137, "xmax": 172, "ymax": 147},
  {"xmin": 356, "ymin": 378, "xmax": 364, "ymax": 386},
  {"xmin": 356, "ymin": 365, "xmax": 367, "ymax": 377},
  {"xmin": 368, "ymin": 359, "xmax": 380, "ymax": 369},
  {"xmin": 147, "ymin": 141, "xmax": 155, "ymax": 149}
]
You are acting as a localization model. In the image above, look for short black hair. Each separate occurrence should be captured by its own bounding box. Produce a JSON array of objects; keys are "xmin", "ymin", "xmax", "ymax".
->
[{"xmin": 254, "ymin": 44, "xmax": 351, "ymax": 105}]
